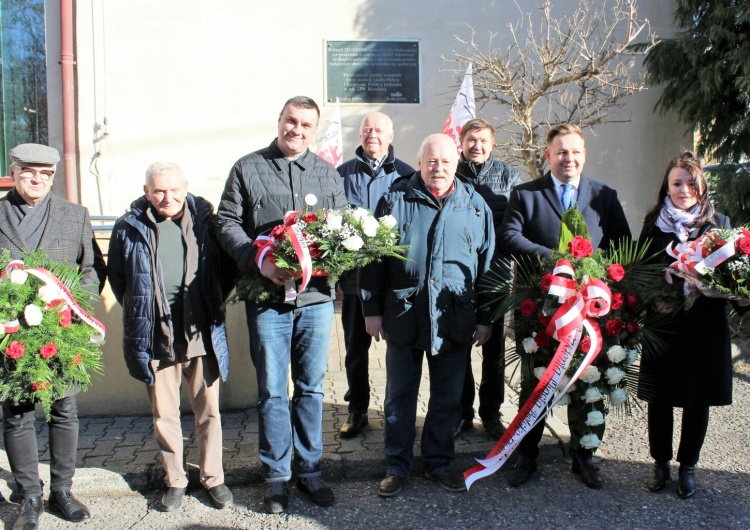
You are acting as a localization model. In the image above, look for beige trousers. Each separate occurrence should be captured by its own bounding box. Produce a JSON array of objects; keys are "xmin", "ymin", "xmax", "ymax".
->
[{"xmin": 147, "ymin": 355, "xmax": 224, "ymax": 489}]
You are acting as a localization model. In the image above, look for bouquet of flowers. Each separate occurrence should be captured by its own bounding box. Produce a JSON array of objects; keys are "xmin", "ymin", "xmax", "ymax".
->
[
  {"xmin": 666, "ymin": 226, "xmax": 750, "ymax": 308},
  {"xmin": 227, "ymin": 194, "xmax": 410, "ymax": 304},
  {"xmin": 0, "ymin": 249, "xmax": 105, "ymax": 419}
]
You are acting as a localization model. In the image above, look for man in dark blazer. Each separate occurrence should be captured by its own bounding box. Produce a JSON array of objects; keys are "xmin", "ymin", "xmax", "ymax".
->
[
  {"xmin": 498, "ymin": 123, "xmax": 631, "ymax": 490},
  {"xmin": 0, "ymin": 143, "xmax": 105, "ymax": 530}
]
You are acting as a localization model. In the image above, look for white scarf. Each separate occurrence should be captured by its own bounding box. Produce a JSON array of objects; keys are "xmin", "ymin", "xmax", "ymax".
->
[{"xmin": 655, "ymin": 196, "xmax": 700, "ymax": 243}]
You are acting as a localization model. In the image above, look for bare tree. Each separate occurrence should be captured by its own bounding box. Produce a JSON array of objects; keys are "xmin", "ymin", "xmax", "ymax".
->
[{"xmin": 447, "ymin": 0, "xmax": 656, "ymax": 179}]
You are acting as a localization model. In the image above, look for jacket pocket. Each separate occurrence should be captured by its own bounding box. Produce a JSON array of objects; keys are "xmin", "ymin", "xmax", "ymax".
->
[
  {"xmin": 383, "ymin": 286, "xmax": 418, "ymax": 345},
  {"xmin": 442, "ymin": 290, "xmax": 477, "ymax": 346}
]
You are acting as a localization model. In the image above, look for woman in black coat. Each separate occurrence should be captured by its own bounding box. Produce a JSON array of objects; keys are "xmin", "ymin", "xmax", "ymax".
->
[{"xmin": 638, "ymin": 152, "xmax": 733, "ymax": 500}]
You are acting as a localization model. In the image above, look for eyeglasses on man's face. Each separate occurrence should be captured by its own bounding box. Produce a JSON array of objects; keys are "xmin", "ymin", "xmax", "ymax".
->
[{"xmin": 16, "ymin": 167, "xmax": 55, "ymax": 181}]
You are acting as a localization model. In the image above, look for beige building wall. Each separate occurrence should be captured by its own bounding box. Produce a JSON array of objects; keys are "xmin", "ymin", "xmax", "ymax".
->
[{"xmin": 44, "ymin": 0, "xmax": 684, "ymax": 414}]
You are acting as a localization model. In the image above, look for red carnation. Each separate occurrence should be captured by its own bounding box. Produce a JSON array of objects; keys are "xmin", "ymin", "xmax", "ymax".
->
[
  {"xmin": 534, "ymin": 332, "xmax": 549, "ymax": 347},
  {"xmin": 520, "ymin": 299, "xmax": 538, "ymax": 317},
  {"xmin": 302, "ymin": 212, "xmax": 318, "ymax": 224},
  {"xmin": 737, "ymin": 237, "xmax": 750, "ymax": 255},
  {"xmin": 580, "ymin": 337, "xmax": 592, "ymax": 353},
  {"xmin": 626, "ymin": 321, "xmax": 639, "ymax": 335},
  {"xmin": 538, "ymin": 314, "xmax": 552, "ymax": 326},
  {"xmin": 308, "ymin": 242, "xmax": 323, "ymax": 259},
  {"xmin": 269, "ymin": 225, "xmax": 286, "ymax": 241},
  {"xmin": 607, "ymin": 264, "xmax": 625, "ymax": 282},
  {"xmin": 31, "ymin": 381, "xmax": 50, "ymax": 392},
  {"xmin": 625, "ymin": 293, "xmax": 638, "ymax": 309},
  {"xmin": 540, "ymin": 274, "xmax": 554, "ymax": 290},
  {"xmin": 284, "ymin": 214, "xmax": 298, "ymax": 226},
  {"xmin": 59, "ymin": 307, "xmax": 72, "ymax": 327},
  {"xmin": 610, "ymin": 292, "xmax": 623, "ymax": 310},
  {"xmin": 5, "ymin": 340, "xmax": 26, "ymax": 360},
  {"xmin": 71, "ymin": 354, "xmax": 83, "ymax": 367},
  {"xmin": 606, "ymin": 318, "xmax": 623, "ymax": 336},
  {"xmin": 39, "ymin": 343, "xmax": 58, "ymax": 359},
  {"xmin": 569, "ymin": 236, "xmax": 594, "ymax": 258}
]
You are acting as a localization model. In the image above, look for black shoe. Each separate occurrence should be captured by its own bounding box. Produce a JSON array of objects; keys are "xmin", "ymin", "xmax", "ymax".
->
[
  {"xmin": 208, "ymin": 484, "xmax": 234, "ymax": 509},
  {"xmin": 678, "ymin": 465, "xmax": 696, "ymax": 499},
  {"xmin": 339, "ymin": 413, "xmax": 369, "ymax": 438},
  {"xmin": 482, "ymin": 417, "xmax": 506, "ymax": 440},
  {"xmin": 160, "ymin": 487, "xmax": 186, "ymax": 512},
  {"xmin": 263, "ymin": 481, "xmax": 289, "ymax": 514},
  {"xmin": 13, "ymin": 496, "xmax": 43, "ymax": 530},
  {"xmin": 378, "ymin": 474, "xmax": 407, "ymax": 497},
  {"xmin": 48, "ymin": 490, "xmax": 90, "ymax": 522},
  {"xmin": 648, "ymin": 461, "xmax": 670, "ymax": 493},
  {"xmin": 572, "ymin": 450, "xmax": 603, "ymax": 489},
  {"xmin": 425, "ymin": 469, "xmax": 467, "ymax": 492},
  {"xmin": 452, "ymin": 418, "xmax": 474, "ymax": 438},
  {"xmin": 297, "ymin": 476, "xmax": 335, "ymax": 507},
  {"xmin": 507, "ymin": 455, "xmax": 537, "ymax": 487}
]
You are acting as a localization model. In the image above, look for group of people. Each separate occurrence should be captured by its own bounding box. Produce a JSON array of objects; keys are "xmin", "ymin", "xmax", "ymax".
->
[{"xmin": 0, "ymin": 95, "xmax": 736, "ymax": 528}]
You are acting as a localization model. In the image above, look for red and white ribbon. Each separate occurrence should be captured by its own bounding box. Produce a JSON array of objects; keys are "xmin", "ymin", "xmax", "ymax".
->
[{"xmin": 667, "ymin": 231, "xmax": 737, "ymax": 276}]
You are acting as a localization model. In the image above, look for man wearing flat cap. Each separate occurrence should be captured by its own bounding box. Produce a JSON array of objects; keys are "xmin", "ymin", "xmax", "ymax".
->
[{"xmin": 0, "ymin": 143, "xmax": 106, "ymax": 530}]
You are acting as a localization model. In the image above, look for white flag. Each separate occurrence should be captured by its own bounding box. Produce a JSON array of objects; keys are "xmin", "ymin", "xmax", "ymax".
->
[
  {"xmin": 317, "ymin": 98, "xmax": 343, "ymax": 168},
  {"xmin": 441, "ymin": 64, "xmax": 476, "ymax": 149}
]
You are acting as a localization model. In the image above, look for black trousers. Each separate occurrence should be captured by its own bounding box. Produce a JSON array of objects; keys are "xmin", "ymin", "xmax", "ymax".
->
[
  {"xmin": 341, "ymin": 293, "xmax": 373, "ymax": 414},
  {"xmin": 648, "ymin": 403, "xmax": 709, "ymax": 466},
  {"xmin": 460, "ymin": 319, "xmax": 506, "ymax": 422},
  {"xmin": 2, "ymin": 395, "xmax": 79, "ymax": 498}
]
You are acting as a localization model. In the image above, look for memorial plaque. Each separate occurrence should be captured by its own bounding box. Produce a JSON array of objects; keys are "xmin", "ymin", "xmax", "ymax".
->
[{"xmin": 326, "ymin": 41, "xmax": 420, "ymax": 104}]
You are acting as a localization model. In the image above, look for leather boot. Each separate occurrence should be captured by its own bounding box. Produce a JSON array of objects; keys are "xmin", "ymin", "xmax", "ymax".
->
[
  {"xmin": 678, "ymin": 464, "xmax": 696, "ymax": 499},
  {"xmin": 571, "ymin": 449, "xmax": 603, "ymax": 489},
  {"xmin": 648, "ymin": 461, "xmax": 670, "ymax": 493},
  {"xmin": 507, "ymin": 455, "xmax": 537, "ymax": 487}
]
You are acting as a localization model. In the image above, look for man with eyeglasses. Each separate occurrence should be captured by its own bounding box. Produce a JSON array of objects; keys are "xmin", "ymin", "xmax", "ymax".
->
[{"xmin": 0, "ymin": 143, "xmax": 106, "ymax": 530}]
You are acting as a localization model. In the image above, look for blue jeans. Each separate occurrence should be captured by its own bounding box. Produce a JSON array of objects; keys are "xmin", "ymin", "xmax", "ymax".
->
[
  {"xmin": 341, "ymin": 293, "xmax": 372, "ymax": 414},
  {"xmin": 246, "ymin": 301, "xmax": 333, "ymax": 481},
  {"xmin": 383, "ymin": 341, "xmax": 467, "ymax": 478}
]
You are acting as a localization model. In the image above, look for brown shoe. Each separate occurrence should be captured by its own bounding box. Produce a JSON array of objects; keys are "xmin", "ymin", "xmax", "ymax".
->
[{"xmin": 378, "ymin": 474, "xmax": 407, "ymax": 497}]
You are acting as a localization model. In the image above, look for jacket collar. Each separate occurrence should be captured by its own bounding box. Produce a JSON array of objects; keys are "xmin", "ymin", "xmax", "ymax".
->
[
  {"xmin": 355, "ymin": 144, "xmax": 397, "ymax": 176},
  {"xmin": 542, "ymin": 171, "xmax": 593, "ymax": 217}
]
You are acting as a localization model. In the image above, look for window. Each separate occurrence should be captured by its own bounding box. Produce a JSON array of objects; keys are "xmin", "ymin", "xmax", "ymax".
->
[{"xmin": 0, "ymin": 0, "xmax": 48, "ymax": 174}]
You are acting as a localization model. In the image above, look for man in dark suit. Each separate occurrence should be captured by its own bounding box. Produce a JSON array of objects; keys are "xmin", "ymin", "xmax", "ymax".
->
[
  {"xmin": 498, "ymin": 123, "xmax": 631, "ymax": 490},
  {"xmin": 0, "ymin": 143, "xmax": 105, "ymax": 530}
]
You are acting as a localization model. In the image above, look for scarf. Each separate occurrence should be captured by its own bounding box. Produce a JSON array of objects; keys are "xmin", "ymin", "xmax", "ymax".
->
[{"xmin": 655, "ymin": 196, "xmax": 700, "ymax": 243}]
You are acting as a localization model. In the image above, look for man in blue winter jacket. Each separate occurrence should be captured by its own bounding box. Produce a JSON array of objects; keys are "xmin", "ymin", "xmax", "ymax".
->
[{"xmin": 337, "ymin": 112, "xmax": 414, "ymax": 439}]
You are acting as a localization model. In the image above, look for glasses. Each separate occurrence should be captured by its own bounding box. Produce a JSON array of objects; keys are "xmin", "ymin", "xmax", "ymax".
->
[{"xmin": 17, "ymin": 167, "xmax": 55, "ymax": 181}]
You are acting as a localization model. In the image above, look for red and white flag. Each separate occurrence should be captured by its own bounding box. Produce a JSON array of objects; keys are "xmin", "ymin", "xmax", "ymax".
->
[
  {"xmin": 317, "ymin": 98, "xmax": 343, "ymax": 168},
  {"xmin": 441, "ymin": 63, "xmax": 476, "ymax": 150}
]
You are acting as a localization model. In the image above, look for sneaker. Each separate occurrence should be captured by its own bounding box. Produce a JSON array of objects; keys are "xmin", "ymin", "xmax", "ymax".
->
[
  {"xmin": 263, "ymin": 481, "xmax": 289, "ymax": 514},
  {"xmin": 297, "ymin": 476, "xmax": 335, "ymax": 507}
]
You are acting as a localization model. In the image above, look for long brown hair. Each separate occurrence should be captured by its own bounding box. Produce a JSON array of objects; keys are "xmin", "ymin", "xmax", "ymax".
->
[{"xmin": 643, "ymin": 151, "xmax": 714, "ymax": 228}]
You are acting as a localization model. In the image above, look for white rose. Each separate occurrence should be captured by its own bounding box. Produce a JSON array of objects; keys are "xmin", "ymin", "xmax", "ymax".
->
[
  {"xmin": 582, "ymin": 387, "xmax": 604, "ymax": 403},
  {"xmin": 580, "ymin": 366, "xmax": 601, "ymax": 384},
  {"xmin": 10, "ymin": 269, "xmax": 28, "ymax": 284},
  {"xmin": 606, "ymin": 345, "xmax": 627, "ymax": 364},
  {"xmin": 342, "ymin": 236, "xmax": 364, "ymax": 251},
  {"xmin": 555, "ymin": 393, "xmax": 572, "ymax": 407},
  {"xmin": 580, "ymin": 433, "xmax": 602, "ymax": 450},
  {"xmin": 379, "ymin": 215, "xmax": 397, "ymax": 229},
  {"xmin": 585, "ymin": 410, "xmax": 605, "ymax": 427},
  {"xmin": 626, "ymin": 349, "xmax": 640, "ymax": 366},
  {"xmin": 304, "ymin": 194, "xmax": 318, "ymax": 207},
  {"xmin": 24, "ymin": 304, "xmax": 44, "ymax": 326},
  {"xmin": 522, "ymin": 336, "xmax": 539, "ymax": 354},
  {"xmin": 605, "ymin": 367, "xmax": 626, "ymax": 385},
  {"xmin": 326, "ymin": 212, "xmax": 343, "ymax": 230},
  {"xmin": 609, "ymin": 388, "xmax": 628, "ymax": 406},
  {"xmin": 38, "ymin": 284, "xmax": 64, "ymax": 304},
  {"xmin": 362, "ymin": 216, "xmax": 379, "ymax": 238},
  {"xmin": 533, "ymin": 366, "xmax": 547, "ymax": 381},
  {"xmin": 352, "ymin": 207, "xmax": 370, "ymax": 221}
]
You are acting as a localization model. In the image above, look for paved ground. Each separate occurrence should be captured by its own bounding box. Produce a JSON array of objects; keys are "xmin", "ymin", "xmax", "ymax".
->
[{"xmin": 2, "ymin": 307, "xmax": 750, "ymax": 529}]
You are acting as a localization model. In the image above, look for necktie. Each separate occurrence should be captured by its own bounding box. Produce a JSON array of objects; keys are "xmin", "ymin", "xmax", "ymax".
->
[{"xmin": 561, "ymin": 183, "xmax": 573, "ymax": 210}]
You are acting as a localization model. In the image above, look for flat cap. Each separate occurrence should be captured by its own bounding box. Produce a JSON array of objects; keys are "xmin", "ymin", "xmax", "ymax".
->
[{"xmin": 9, "ymin": 143, "xmax": 60, "ymax": 165}]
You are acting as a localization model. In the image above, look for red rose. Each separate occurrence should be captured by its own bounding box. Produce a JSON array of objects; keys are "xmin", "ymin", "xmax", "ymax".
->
[
  {"xmin": 626, "ymin": 321, "xmax": 639, "ymax": 334},
  {"xmin": 610, "ymin": 292, "xmax": 623, "ymax": 310},
  {"xmin": 538, "ymin": 314, "xmax": 552, "ymax": 326},
  {"xmin": 534, "ymin": 332, "xmax": 549, "ymax": 347},
  {"xmin": 39, "ymin": 343, "xmax": 58, "ymax": 359},
  {"xmin": 284, "ymin": 214, "xmax": 298, "ymax": 226},
  {"xmin": 741, "ymin": 228, "xmax": 750, "ymax": 238},
  {"xmin": 269, "ymin": 225, "xmax": 286, "ymax": 241},
  {"xmin": 70, "ymin": 354, "xmax": 83, "ymax": 367},
  {"xmin": 31, "ymin": 381, "xmax": 50, "ymax": 392},
  {"xmin": 606, "ymin": 318, "xmax": 623, "ymax": 336},
  {"xmin": 607, "ymin": 264, "xmax": 625, "ymax": 282},
  {"xmin": 568, "ymin": 236, "xmax": 594, "ymax": 258},
  {"xmin": 580, "ymin": 337, "xmax": 592, "ymax": 353},
  {"xmin": 308, "ymin": 242, "xmax": 323, "ymax": 259},
  {"xmin": 5, "ymin": 340, "xmax": 26, "ymax": 360},
  {"xmin": 737, "ymin": 237, "xmax": 750, "ymax": 255},
  {"xmin": 302, "ymin": 212, "xmax": 318, "ymax": 224},
  {"xmin": 520, "ymin": 299, "xmax": 538, "ymax": 317},
  {"xmin": 540, "ymin": 274, "xmax": 554, "ymax": 291},
  {"xmin": 59, "ymin": 307, "xmax": 72, "ymax": 328},
  {"xmin": 625, "ymin": 293, "xmax": 638, "ymax": 309}
]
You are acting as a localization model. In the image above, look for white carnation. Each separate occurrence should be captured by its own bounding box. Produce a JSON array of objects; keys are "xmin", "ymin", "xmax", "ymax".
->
[
  {"xmin": 626, "ymin": 349, "xmax": 640, "ymax": 366},
  {"xmin": 362, "ymin": 216, "xmax": 379, "ymax": 237},
  {"xmin": 24, "ymin": 304, "xmax": 44, "ymax": 326},
  {"xmin": 533, "ymin": 366, "xmax": 547, "ymax": 381},
  {"xmin": 555, "ymin": 393, "xmax": 572, "ymax": 407},
  {"xmin": 580, "ymin": 366, "xmax": 601, "ymax": 384},
  {"xmin": 605, "ymin": 367, "xmax": 626, "ymax": 385},
  {"xmin": 522, "ymin": 336, "xmax": 539, "ymax": 354},
  {"xmin": 326, "ymin": 212, "xmax": 343, "ymax": 230},
  {"xmin": 606, "ymin": 345, "xmax": 627, "ymax": 364},
  {"xmin": 352, "ymin": 207, "xmax": 370, "ymax": 221},
  {"xmin": 379, "ymin": 215, "xmax": 397, "ymax": 229},
  {"xmin": 585, "ymin": 410, "xmax": 605, "ymax": 427},
  {"xmin": 580, "ymin": 433, "xmax": 602, "ymax": 449},
  {"xmin": 609, "ymin": 388, "xmax": 628, "ymax": 406},
  {"xmin": 582, "ymin": 387, "xmax": 604, "ymax": 403},
  {"xmin": 9, "ymin": 269, "xmax": 28, "ymax": 284},
  {"xmin": 38, "ymin": 284, "xmax": 64, "ymax": 304},
  {"xmin": 342, "ymin": 236, "xmax": 364, "ymax": 251}
]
